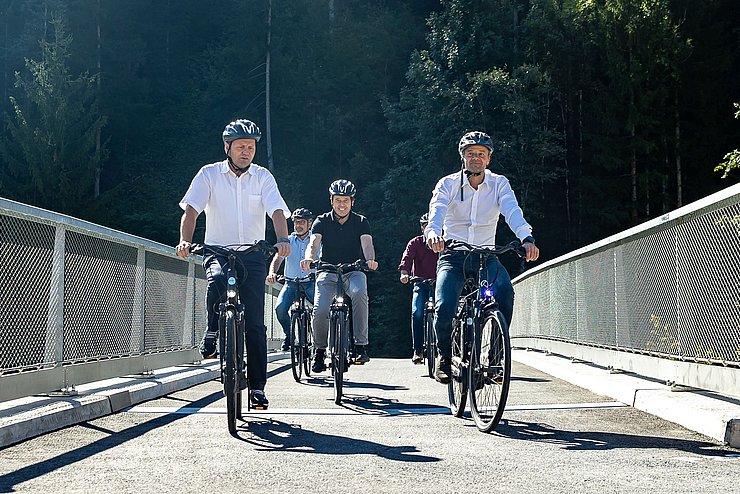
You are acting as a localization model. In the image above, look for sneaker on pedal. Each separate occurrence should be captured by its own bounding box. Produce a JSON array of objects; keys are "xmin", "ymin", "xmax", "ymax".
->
[
  {"xmin": 281, "ymin": 337, "xmax": 290, "ymax": 351},
  {"xmin": 199, "ymin": 332, "xmax": 218, "ymax": 359},
  {"xmin": 435, "ymin": 355, "xmax": 451, "ymax": 384},
  {"xmin": 238, "ymin": 370, "xmax": 248, "ymax": 391},
  {"xmin": 250, "ymin": 390, "xmax": 269, "ymax": 409},
  {"xmin": 312, "ymin": 349, "xmax": 327, "ymax": 373},
  {"xmin": 411, "ymin": 352, "xmax": 424, "ymax": 365},
  {"xmin": 354, "ymin": 345, "xmax": 370, "ymax": 364}
]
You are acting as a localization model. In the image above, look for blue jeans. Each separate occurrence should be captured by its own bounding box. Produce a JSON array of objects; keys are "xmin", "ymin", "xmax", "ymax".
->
[
  {"xmin": 275, "ymin": 281, "xmax": 315, "ymax": 337},
  {"xmin": 433, "ymin": 250, "xmax": 514, "ymax": 357},
  {"xmin": 204, "ymin": 250, "xmax": 267, "ymax": 390},
  {"xmin": 411, "ymin": 281, "xmax": 433, "ymax": 353}
]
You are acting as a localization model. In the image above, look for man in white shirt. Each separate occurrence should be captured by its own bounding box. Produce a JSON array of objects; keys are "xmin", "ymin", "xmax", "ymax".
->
[
  {"xmin": 175, "ymin": 119, "xmax": 291, "ymax": 409},
  {"xmin": 425, "ymin": 130, "xmax": 540, "ymax": 384}
]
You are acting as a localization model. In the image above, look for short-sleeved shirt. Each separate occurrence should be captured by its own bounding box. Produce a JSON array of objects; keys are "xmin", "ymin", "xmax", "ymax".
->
[
  {"xmin": 312, "ymin": 211, "xmax": 371, "ymax": 265},
  {"xmin": 283, "ymin": 232, "xmax": 319, "ymax": 279},
  {"xmin": 179, "ymin": 160, "xmax": 289, "ymax": 245}
]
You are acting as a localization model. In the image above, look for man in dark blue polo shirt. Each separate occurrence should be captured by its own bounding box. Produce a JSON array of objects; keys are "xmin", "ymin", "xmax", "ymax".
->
[{"xmin": 300, "ymin": 179, "xmax": 378, "ymax": 372}]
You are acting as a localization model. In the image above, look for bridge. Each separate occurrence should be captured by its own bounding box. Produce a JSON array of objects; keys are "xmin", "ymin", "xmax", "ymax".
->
[{"xmin": 1, "ymin": 186, "xmax": 739, "ymax": 491}]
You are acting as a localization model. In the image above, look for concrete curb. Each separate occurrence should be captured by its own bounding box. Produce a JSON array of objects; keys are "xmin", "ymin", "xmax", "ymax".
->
[
  {"xmin": 512, "ymin": 349, "xmax": 740, "ymax": 448},
  {"xmin": 0, "ymin": 352, "xmax": 290, "ymax": 449}
]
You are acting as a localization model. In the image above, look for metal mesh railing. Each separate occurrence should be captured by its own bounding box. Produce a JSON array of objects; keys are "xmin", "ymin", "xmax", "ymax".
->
[
  {"xmin": 0, "ymin": 197, "xmax": 282, "ymax": 401},
  {"xmin": 511, "ymin": 184, "xmax": 740, "ymax": 376}
]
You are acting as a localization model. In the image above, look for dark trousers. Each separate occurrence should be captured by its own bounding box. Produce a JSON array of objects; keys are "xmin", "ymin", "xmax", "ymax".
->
[
  {"xmin": 433, "ymin": 250, "xmax": 514, "ymax": 357},
  {"xmin": 204, "ymin": 250, "xmax": 268, "ymax": 390}
]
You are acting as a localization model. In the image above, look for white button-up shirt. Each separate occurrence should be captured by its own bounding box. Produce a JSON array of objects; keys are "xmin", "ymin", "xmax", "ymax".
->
[
  {"xmin": 425, "ymin": 169, "xmax": 533, "ymax": 247},
  {"xmin": 179, "ymin": 160, "xmax": 289, "ymax": 246}
]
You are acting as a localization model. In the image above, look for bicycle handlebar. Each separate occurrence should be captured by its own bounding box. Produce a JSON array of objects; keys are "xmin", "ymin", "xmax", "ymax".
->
[
  {"xmin": 406, "ymin": 276, "xmax": 436, "ymax": 285},
  {"xmin": 310, "ymin": 259, "xmax": 372, "ymax": 273},
  {"xmin": 444, "ymin": 239, "xmax": 525, "ymax": 258},
  {"xmin": 276, "ymin": 273, "xmax": 316, "ymax": 283},
  {"xmin": 189, "ymin": 240, "xmax": 277, "ymax": 258}
]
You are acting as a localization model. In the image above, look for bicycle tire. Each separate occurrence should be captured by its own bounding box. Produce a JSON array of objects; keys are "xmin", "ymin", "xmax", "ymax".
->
[
  {"xmin": 469, "ymin": 310, "xmax": 511, "ymax": 433},
  {"xmin": 303, "ymin": 313, "xmax": 313, "ymax": 377},
  {"xmin": 290, "ymin": 312, "xmax": 303, "ymax": 382},
  {"xmin": 224, "ymin": 309, "xmax": 239, "ymax": 433},
  {"xmin": 448, "ymin": 317, "xmax": 468, "ymax": 417},
  {"xmin": 332, "ymin": 312, "xmax": 346, "ymax": 405},
  {"xmin": 425, "ymin": 311, "xmax": 436, "ymax": 378}
]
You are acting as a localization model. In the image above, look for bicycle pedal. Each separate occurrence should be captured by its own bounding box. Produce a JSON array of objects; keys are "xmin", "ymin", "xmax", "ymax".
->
[{"xmin": 252, "ymin": 405, "xmax": 268, "ymax": 411}]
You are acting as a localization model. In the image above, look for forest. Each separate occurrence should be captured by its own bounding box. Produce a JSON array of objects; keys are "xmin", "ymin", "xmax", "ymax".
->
[{"xmin": 1, "ymin": 0, "xmax": 738, "ymax": 357}]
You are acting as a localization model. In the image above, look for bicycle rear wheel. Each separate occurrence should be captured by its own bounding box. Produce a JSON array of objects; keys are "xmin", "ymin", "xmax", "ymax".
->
[
  {"xmin": 224, "ymin": 309, "xmax": 239, "ymax": 433},
  {"xmin": 303, "ymin": 314, "xmax": 313, "ymax": 377},
  {"xmin": 469, "ymin": 310, "xmax": 511, "ymax": 433},
  {"xmin": 448, "ymin": 317, "xmax": 468, "ymax": 417},
  {"xmin": 290, "ymin": 312, "xmax": 303, "ymax": 382},
  {"xmin": 331, "ymin": 312, "xmax": 347, "ymax": 405},
  {"xmin": 425, "ymin": 311, "xmax": 436, "ymax": 378}
]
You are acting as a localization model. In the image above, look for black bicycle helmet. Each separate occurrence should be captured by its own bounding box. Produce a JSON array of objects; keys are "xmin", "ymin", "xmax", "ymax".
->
[
  {"xmin": 223, "ymin": 119, "xmax": 261, "ymax": 144},
  {"xmin": 328, "ymin": 179, "xmax": 356, "ymax": 197},
  {"xmin": 292, "ymin": 208, "xmax": 314, "ymax": 220},
  {"xmin": 419, "ymin": 213, "xmax": 429, "ymax": 224},
  {"xmin": 458, "ymin": 131, "xmax": 493, "ymax": 157}
]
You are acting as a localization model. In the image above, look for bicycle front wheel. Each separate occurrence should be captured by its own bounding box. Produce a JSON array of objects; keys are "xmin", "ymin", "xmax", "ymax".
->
[
  {"xmin": 290, "ymin": 312, "xmax": 303, "ymax": 382},
  {"xmin": 469, "ymin": 310, "xmax": 511, "ymax": 433},
  {"xmin": 303, "ymin": 313, "xmax": 313, "ymax": 377},
  {"xmin": 425, "ymin": 311, "xmax": 436, "ymax": 378},
  {"xmin": 224, "ymin": 309, "xmax": 239, "ymax": 433},
  {"xmin": 331, "ymin": 312, "xmax": 347, "ymax": 405},
  {"xmin": 448, "ymin": 317, "xmax": 468, "ymax": 417}
]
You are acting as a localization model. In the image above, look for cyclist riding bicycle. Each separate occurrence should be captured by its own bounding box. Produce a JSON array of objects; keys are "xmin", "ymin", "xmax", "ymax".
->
[
  {"xmin": 300, "ymin": 179, "xmax": 379, "ymax": 373},
  {"xmin": 266, "ymin": 208, "xmax": 318, "ymax": 351},
  {"xmin": 176, "ymin": 118, "xmax": 291, "ymax": 409},
  {"xmin": 398, "ymin": 213, "xmax": 438, "ymax": 365},
  {"xmin": 425, "ymin": 130, "xmax": 540, "ymax": 384}
]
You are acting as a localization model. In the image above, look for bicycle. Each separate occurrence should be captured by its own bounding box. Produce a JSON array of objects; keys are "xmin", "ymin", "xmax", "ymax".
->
[
  {"xmin": 444, "ymin": 239, "xmax": 525, "ymax": 433},
  {"xmin": 407, "ymin": 276, "xmax": 436, "ymax": 378},
  {"xmin": 190, "ymin": 240, "xmax": 276, "ymax": 433},
  {"xmin": 276, "ymin": 274, "xmax": 315, "ymax": 383},
  {"xmin": 310, "ymin": 259, "xmax": 371, "ymax": 405}
]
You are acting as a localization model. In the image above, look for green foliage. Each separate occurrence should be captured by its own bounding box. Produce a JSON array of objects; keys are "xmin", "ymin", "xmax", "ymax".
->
[
  {"xmin": 714, "ymin": 103, "xmax": 740, "ymax": 178},
  {"xmin": 1, "ymin": 13, "xmax": 106, "ymax": 215}
]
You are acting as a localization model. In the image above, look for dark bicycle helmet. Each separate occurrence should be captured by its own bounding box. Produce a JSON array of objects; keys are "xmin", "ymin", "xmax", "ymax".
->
[
  {"xmin": 328, "ymin": 179, "xmax": 356, "ymax": 197},
  {"xmin": 419, "ymin": 213, "xmax": 429, "ymax": 224},
  {"xmin": 458, "ymin": 131, "xmax": 493, "ymax": 157},
  {"xmin": 292, "ymin": 208, "xmax": 314, "ymax": 220},
  {"xmin": 223, "ymin": 119, "xmax": 261, "ymax": 144}
]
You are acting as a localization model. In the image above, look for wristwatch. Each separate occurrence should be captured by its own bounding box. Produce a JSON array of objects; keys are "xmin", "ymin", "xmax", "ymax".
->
[
  {"xmin": 278, "ymin": 237, "xmax": 290, "ymax": 243},
  {"xmin": 522, "ymin": 236, "xmax": 535, "ymax": 245}
]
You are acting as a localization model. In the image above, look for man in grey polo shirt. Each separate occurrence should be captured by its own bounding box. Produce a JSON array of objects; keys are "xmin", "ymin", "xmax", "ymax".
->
[{"xmin": 175, "ymin": 119, "xmax": 291, "ymax": 409}]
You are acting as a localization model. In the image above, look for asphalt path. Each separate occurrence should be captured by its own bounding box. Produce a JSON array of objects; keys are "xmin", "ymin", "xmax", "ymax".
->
[{"xmin": 1, "ymin": 357, "xmax": 738, "ymax": 493}]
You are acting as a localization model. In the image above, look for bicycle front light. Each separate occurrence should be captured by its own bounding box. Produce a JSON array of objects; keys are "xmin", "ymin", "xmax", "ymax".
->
[
  {"xmin": 482, "ymin": 287, "xmax": 494, "ymax": 299},
  {"xmin": 335, "ymin": 296, "xmax": 344, "ymax": 304},
  {"xmin": 227, "ymin": 276, "xmax": 237, "ymax": 298}
]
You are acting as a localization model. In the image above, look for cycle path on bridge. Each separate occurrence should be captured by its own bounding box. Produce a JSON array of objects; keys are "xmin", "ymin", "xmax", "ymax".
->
[{"xmin": 1, "ymin": 355, "xmax": 738, "ymax": 493}]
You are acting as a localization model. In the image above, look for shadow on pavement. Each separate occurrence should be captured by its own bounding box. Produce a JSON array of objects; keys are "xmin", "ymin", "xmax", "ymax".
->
[
  {"xmin": 0, "ymin": 391, "xmax": 224, "ymax": 493},
  {"xmin": 238, "ymin": 418, "xmax": 441, "ymax": 462},
  {"xmin": 495, "ymin": 419, "xmax": 732, "ymax": 455}
]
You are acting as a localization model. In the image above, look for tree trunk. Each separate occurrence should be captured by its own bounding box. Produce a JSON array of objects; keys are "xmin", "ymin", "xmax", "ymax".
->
[
  {"xmin": 674, "ymin": 87, "xmax": 682, "ymax": 207},
  {"xmin": 265, "ymin": 0, "xmax": 274, "ymax": 172}
]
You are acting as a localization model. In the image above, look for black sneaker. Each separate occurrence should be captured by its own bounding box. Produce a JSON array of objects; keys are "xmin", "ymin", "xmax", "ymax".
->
[
  {"xmin": 435, "ymin": 355, "xmax": 451, "ymax": 384},
  {"xmin": 250, "ymin": 390, "xmax": 269, "ymax": 410},
  {"xmin": 199, "ymin": 332, "xmax": 218, "ymax": 359},
  {"xmin": 411, "ymin": 352, "xmax": 424, "ymax": 365},
  {"xmin": 281, "ymin": 337, "xmax": 290, "ymax": 351},
  {"xmin": 354, "ymin": 345, "xmax": 370, "ymax": 364},
  {"xmin": 312, "ymin": 349, "xmax": 326, "ymax": 373}
]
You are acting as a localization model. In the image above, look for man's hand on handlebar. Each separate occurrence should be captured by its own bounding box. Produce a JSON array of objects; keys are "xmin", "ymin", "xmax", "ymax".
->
[
  {"xmin": 266, "ymin": 272, "xmax": 278, "ymax": 284},
  {"xmin": 366, "ymin": 259, "xmax": 378, "ymax": 271},
  {"xmin": 176, "ymin": 240, "xmax": 191, "ymax": 259},
  {"xmin": 522, "ymin": 241, "xmax": 539, "ymax": 262},
  {"xmin": 300, "ymin": 258, "xmax": 313, "ymax": 272},
  {"xmin": 399, "ymin": 272, "xmax": 410, "ymax": 284},
  {"xmin": 427, "ymin": 233, "xmax": 445, "ymax": 253}
]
